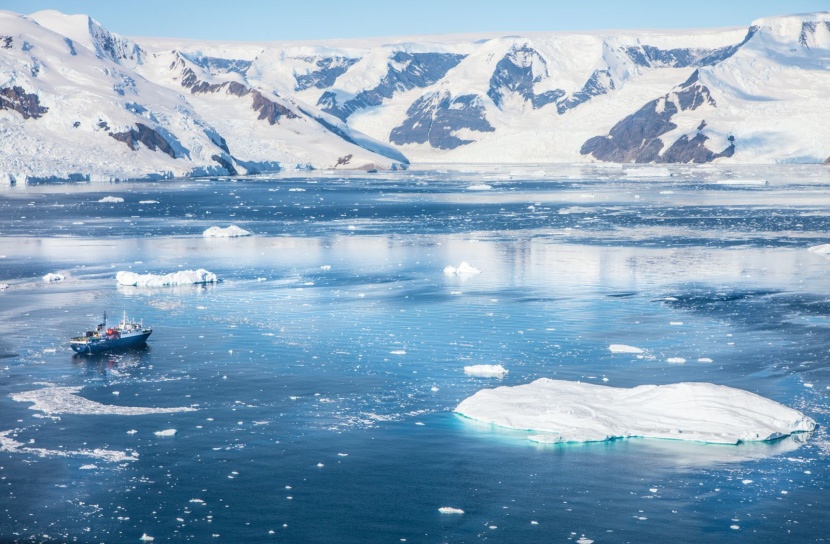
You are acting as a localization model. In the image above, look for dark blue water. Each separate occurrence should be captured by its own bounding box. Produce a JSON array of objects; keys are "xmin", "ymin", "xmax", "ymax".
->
[{"xmin": 1, "ymin": 167, "xmax": 829, "ymax": 543}]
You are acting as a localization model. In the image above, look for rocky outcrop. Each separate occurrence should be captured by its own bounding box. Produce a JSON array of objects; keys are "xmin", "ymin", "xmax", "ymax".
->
[
  {"xmin": 211, "ymin": 154, "xmax": 238, "ymax": 175},
  {"xmin": 487, "ymin": 44, "xmax": 565, "ymax": 110},
  {"xmin": 623, "ymin": 28, "xmax": 757, "ymax": 68},
  {"xmin": 0, "ymin": 86, "xmax": 48, "ymax": 119},
  {"xmin": 557, "ymin": 69, "xmax": 615, "ymax": 114},
  {"xmin": 294, "ymin": 56, "xmax": 359, "ymax": 91},
  {"xmin": 109, "ymin": 123, "xmax": 176, "ymax": 158},
  {"xmin": 390, "ymin": 91, "xmax": 494, "ymax": 149},
  {"xmin": 251, "ymin": 90, "xmax": 297, "ymax": 124},
  {"xmin": 580, "ymin": 70, "xmax": 733, "ymax": 163},
  {"xmin": 319, "ymin": 52, "xmax": 466, "ymax": 120}
]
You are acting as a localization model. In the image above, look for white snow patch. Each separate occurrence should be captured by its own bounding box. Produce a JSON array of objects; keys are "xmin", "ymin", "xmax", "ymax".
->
[
  {"xmin": 443, "ymin": 261, "xmax": 481, "ymax": 279},
  {"xmin": 455, "ymin": 379, "xmax": 816, "ymax": 444},
  {"xmin": 464, "ymin": 364, "xmax": 508, "ymax": 378},
  {"xmin": 116, "ymin": 269, "xmax": 218, "ymax": 286},
  {"xmin": 609, "ymin": 344, "xmax": 644, "ymax": 354},
  {"xmin": 203, "ymin": 225, "xmax": 252, "ymax": 237},
  {"xmin": 808, "ymin": 244, "xmax": 830, "ymax": 255},
  {"xmin": 42, "ymin": 273, "xmax": 65, "ymax": 283},
  {"xmin": 11, "ymin": 386, "xmax": 196, "ymax": 415},
  {"xmin": 98, "ymin": 196, "xmax": 124, "ymax": 203},
  {"xmin": 438, "ymin": 507, "xmax": 464, "ymax": 515}
]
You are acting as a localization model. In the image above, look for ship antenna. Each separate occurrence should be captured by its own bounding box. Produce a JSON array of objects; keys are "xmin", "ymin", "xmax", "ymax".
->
[{"xmin": 103, "ymin": 311, "xmax": 107, "ymax": 326}]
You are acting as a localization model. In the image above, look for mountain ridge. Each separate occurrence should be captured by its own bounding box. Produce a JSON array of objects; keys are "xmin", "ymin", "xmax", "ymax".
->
[{"xmin": 1, "ymin": 9, "xmax": 829, "ymax": 183}]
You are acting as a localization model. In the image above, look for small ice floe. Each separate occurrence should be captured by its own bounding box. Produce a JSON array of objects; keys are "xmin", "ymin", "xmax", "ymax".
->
[
  {"xmin": 202, "ymin": 225, "xmax": 252, "ymax": 237},
  {"xmin": 12, "ymin": 386, "xmax": 196, "ymax": 415},
  {"xmin": 98, "ymin": 196, "xmax": 124, "ymax": 203},
  {"xmin": 715, "ymin": 179, "xmax": 767, "ymax": 186},
  {"xmin": 443, "ymin": 262, "xmax": 481, "ymax": 279},
  {"xmin": 464, "ymin": 364, "xmax": 508, "ymax": 378},
  {"xmin": 467, "ymin": 184, "xmax": 492, "ymax": 190},
  {"xmin": 609, "ymin": 344, "xmax": 644, "ymax": 354},
  {"xmin": 667, "ymin": 357, "xmax": 686, "ymax": 364},
  {"xmin": 390, "ymin": 350, "xmax": 407, "ymax": 355},
  {"xmin": 80, "ymin": 464, "xmax": 98, "ymax": 470},
  {"xmin": 320, "ymin": 265, "xmax": 332, "ymax": 271},
  {"xmin": 190, "ymin": 499, "xmax": 206, "ymax": 504},
  {"xmin": 455, "ymin": 379, "xmax": 816, "ymax": 444},
  {"xmin": 698, "ymin": 358, "xmax": 714, "ymax": 363},
  {"xmin": 127, "ymin": 429, "xmax": 138, "ymax": 435},
  {"xmin": 116, "ymin": 269, "xmax": 218, "ymax": 287},
  {"xmin": 140, "ymin": 534, "xmax": 155, "ymax": 541},
  {"xmin": 438, "ymin": 507, "xmax": 464, "ymax": 515},
  {"xmin": 154, "ymin": 429, "xmax": 177, "ymax": 437},
  {"xmin": 577, "ymin": 537, "xmax": 594, "ymax": 544},
  {"xmin": 0, "ymin": 283, "xmax": 9, "ymax": 290},
  {"xmin": 807, "ymin": 244, "xmax": 830, "ymax": 255},
  {"xmin": 138, "ymin": 200, "xmax": 159, "ymax": 204},
  {"xmin": 42, "ymin": 273, "xmax": 65, "ymax": 283}
]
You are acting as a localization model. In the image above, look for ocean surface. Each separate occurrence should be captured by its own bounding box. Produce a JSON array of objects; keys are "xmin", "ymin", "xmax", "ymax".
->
[{"xmin": 0, "ymin": 164, "xmax": 829, "ymax": 543}]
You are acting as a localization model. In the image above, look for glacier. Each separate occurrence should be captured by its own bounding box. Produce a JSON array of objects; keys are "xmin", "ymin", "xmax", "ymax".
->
[{"xmin": 1, "ymin": 9, "xmax": 830, "ymax": 183}]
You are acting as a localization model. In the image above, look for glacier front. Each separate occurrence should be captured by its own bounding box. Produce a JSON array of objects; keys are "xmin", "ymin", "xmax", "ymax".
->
[{"xmin": 455, "ymin": 379, "xmax": 816, "ymax": 445}]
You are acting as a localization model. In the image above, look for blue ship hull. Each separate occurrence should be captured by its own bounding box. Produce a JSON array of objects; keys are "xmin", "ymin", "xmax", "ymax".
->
[{"xmin": 70, "ymin": 330, "xmax": 152, "ymax": 354}]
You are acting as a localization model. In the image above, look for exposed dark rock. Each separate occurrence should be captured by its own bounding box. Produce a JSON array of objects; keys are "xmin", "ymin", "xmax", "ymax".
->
[
  {"xmin": 661, "ymin": 133, "xmax": 735, "ymax": 163},
  {"xmin": 488, "ymin": 44, "xmax": 565, "ymax": 110},
  {"xmin": 1, "ymin": 36, "xmax": 12, "ymax": 49},
  {"xmin": 175, "ymin": 56, "xmax": 251, "ymax": 97},
  {"xmin": 319, "ymin": 52, "xmax": 466, "ymax": 120},
  {"xmin": 390, "ymin": 91, "xmax": 494, "ymax": 150},
  {"xmin": 335, "ymin": 154, "xmax": 352, "ymax": 167},
  {"xmin": 73, "ymin": 121, "xmax": 80, "ymax": 128},
  {"xmin": 109, "ymin": 123, "xmax": 176, "ymax": 158},
  {"xmin": 581, "ymin": 70, "xmax": 730, "ymax": 163},
  {"xmin": 557, "ymin": 69, "xmax": 615, "ymax": 114},
  {"xmin": 211, "ymin": 154, "xmax": 238, "ymax": 175},
  {"xmin": 294, "ymin": 56, "xmax": 359, "ymax": 90},
  {"xmin": 98, "ymin": 120, "xmax": 109, "ymax": 130},
  {"xmin": 824, "ymin": 155, "xmax": 830, "ymax": 166},
  {"xmin": 0, "ymin": 86, "xmax": 48, "ymax": 119},
  {"xmin": 624, "ymin": 27, "xmax": 757, "ymax": 68},
  {"xmin": 89, "ymin": 19, "xmax": 144, "ymax": 64},
  {"xmin": 251, "ymin": 91, "xmax": 298, "ymax": 124},
  {"xmin": 64, "ymin": 38, "xmax": 77, "ymax": 56},
  {"xmin": 226, "ymin": 81, "xmax": 250, "ymax": 97},
  {"xmin": 204, "ymin": 129, "xmax": 230, "ymax": 153}
]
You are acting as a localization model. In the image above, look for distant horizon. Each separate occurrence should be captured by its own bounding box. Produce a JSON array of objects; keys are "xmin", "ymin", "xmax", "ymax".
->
[{"xmin": 3, "ymin": 0, "xmax": 829, "ymax": 42}]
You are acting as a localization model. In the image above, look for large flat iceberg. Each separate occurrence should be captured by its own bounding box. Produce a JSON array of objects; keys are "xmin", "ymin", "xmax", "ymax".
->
[
  {"xmin": 455, "ymin": 379, "xmax": 815, "ymax": 445},
  {"xmin": 116, "ymin": 269, "xmax": 218, "ymax": 287}
]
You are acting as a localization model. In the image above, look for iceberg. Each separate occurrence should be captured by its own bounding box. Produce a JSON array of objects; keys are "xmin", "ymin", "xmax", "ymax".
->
[
  {"xmin": 42, "ymin": 273, "xmax": 65, "ymax": 282},
  {"xmin": 455, "ymin": 379, "xmax": 816, "ymax": 445},
  {"xmin": 464, "ymin": 364, "xmax": 508, "ymax": 377},
  {"xmin": 443, "ymin": 261, "xmax": 481, "ymax": 279},
  {"xmin": 203, "ymin": 225, "xmax": 252, "ymax": 237},
  {"xmin": 116, "ymin": 269, "xmax": 218, "ymax": 287},
  {"xmin": 608, "ymin": 344, "xmax": 644, "ymax": 354},
  {"xmin": 808, "ymin": 244, "xmax": 830, "ymax": 255},
  {"xmin": 98, "ymin": 196, "xmax": 124, "ymax": 203}
]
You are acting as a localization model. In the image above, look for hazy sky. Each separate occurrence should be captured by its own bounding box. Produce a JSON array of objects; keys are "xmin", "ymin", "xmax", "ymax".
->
[{"xmin": 4, "ymin": 0, "xmax": 829, "ymax": 41}]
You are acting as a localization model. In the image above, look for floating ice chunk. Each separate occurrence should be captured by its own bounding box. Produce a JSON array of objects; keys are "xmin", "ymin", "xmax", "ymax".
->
[
  {"xmin": 127, "ymin": 429, "xmax": 138, "ymax": 435},
  {"xmin": 455, "ymin": 379, "xmax": 816, "ymax": 445},
  {"xmin": 203, "ymin": 225, "xmax": 252, "ymax": 237},
  {"xmin": 98, "ymin": 196, "xmax": 124, "ymax": 203},
  {"xmin": 43, "ymin": 273, "xmax": 65, "ymax": 283},
  {"xmin": 443, "ymin": 262, "xmax": 481, "ymax": 279},
  {"xmin": 140, "ymin": 534, "xmax": 155, "ymax": 541},
  {"xmin": 807, "ymin": 244, "xmax": 830, "ymax": 255},
  {"xmin": 390, "ymin": 350, "xmax": 407, "ymax": 355},
  {"xmin": 154, "ymin": 429, "xmax": 177, "ymax": 437},
  {"xmin": 116, "ymin": 269, "xmax": 218, "ymax": 287},
  {"xmin": 698, "ymin": 358, "xmax": 713, "ymax": 363},
  {"xmin": 12, "ymin": 386, "xmax": 196, "ymax": 415},
  {"xmin": 0, "ymin": 429, "xmax": 138, "ymax": 462},
  {"xmin": 139, "ymin": 200, "xmax": 159, "ymax": 204},
  {"xmin": 667, "ymin": 357, "xmax": 686, "ymax": 364},
  {"xmin": 80, "ymin": 464, "xmax": 98, "ymax": 470},
  {"xmin": 464, "ymin": 364, "xmax": 508, "ymax": 378},
  {"xmin": 190, "ymin": 499, "xmax": 205, "ymax": 504},
  {"xmin": 467, "ymin": 184, "xmax": 492, "ymax": 190},
  {"xmin": 438, "ymin": 507, "xmax": 464, "ymax": 515},
  {"xmin": 0, "ymin": 283, "xmax": 8, "ymax": 290},
  {"xmin": 609, "ymin": 344, "xmax": 644, "ymax": 354},
  {"xmin": 715, "ymin": 179, "xmax": 767, "ymax": 186}
]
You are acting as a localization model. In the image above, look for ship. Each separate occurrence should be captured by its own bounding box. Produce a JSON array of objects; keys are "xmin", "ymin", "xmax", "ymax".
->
[{"xmin": 70, "ymin": 311, "xmax": 152, "ymax": 354}]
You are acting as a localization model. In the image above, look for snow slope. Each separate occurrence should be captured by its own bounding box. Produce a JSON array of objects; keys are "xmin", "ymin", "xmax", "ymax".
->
[{"xmin": 2, "ymin": 9, "xmax": 829, "ymax": 183}]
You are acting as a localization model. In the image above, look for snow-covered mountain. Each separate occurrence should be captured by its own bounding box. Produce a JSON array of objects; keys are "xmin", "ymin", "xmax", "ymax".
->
[{"xmin": 2, "ymin": 9, "xmax": 829, "ymax": 183}]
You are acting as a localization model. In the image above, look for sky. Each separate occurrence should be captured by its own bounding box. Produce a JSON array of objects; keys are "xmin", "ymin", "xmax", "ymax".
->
[{"xmin": 3, "ymin": 0, "xmax": 829, "ymax": 41}]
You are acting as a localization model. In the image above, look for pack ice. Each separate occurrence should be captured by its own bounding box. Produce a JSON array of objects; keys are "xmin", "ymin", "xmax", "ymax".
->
[{"xmin": 455, "ymin": 379, "xmax": 816, "ymax": 444}]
